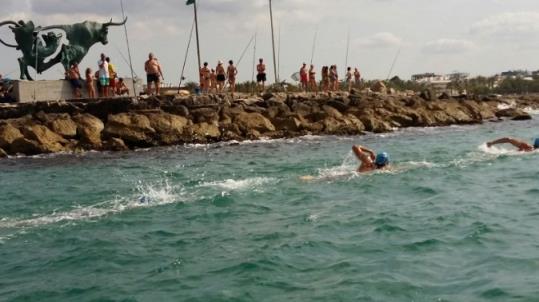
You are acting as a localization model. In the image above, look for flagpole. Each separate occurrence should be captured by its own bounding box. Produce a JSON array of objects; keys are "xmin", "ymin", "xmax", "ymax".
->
[
  {"xmin": 193, "ymin": 0, "xmax": 202, "ymax": 74},
  {"xmin": 269, "ymin": 0, "xmax": 278, "ymax": 84}
]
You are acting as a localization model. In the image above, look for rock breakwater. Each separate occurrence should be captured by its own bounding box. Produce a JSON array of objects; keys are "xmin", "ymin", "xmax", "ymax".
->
[{"xmin": 0, "ymin": 91, "xmax": 536, "ymax": 157}]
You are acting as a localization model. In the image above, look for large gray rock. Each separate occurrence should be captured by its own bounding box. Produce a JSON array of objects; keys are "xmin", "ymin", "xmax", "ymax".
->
[
  {"xmin": 234, "ymin": 112, "xmax": 276, "ymax": 133},
  {"xmin": 73, "ymin": 114, "xmax": 105, "ymax": 149},
  {"xmin": 104, "ymin": 113, "xmax": 156, "ymax": 146},
  {"xmin": 21, "ymin": 124, "xmax": 68, "ymax": 153},
  {"xmin": 0, "ymin": 123, "xmax": 24, "ymax": 149}
]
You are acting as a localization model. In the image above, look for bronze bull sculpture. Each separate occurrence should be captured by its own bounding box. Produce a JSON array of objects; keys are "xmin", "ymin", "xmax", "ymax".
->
[{"xmin": 0, "ymin": 18, "xmax": 127, "ymax": 80}]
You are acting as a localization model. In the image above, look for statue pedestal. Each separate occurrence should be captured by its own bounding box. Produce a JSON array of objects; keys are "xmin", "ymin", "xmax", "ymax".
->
[{"xmin": 11, "ymin": 79, "xmax": 143, "ymax": 102}]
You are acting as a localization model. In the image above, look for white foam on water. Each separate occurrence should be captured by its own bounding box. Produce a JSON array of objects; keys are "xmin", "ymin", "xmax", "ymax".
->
[
  {"xmin": 0, "ymin": 180, "xmax": 185, "ymax": 231},
  {"xmin": 478, "ymin": 143, "xmax": 536, "ymax": 156},
  {"xmin": 523, "ymin": 107, "xmax": 539, "ymax": 115},
  {"xmin": 198, "ymin": 177, "xmax": 277, "ymax": 192},
  {"xmin": 311, "ymin": 152, "xmax": 359, "ymax": 181},
  {"xmin": 497, "ymin": 101, "xmax": 516, "ymax": 110}
]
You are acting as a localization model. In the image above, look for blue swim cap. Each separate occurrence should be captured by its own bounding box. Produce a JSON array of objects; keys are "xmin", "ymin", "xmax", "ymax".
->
[
  {"xmin": 375, "ymin": 152, "xmax": 390, "ymax": 167},
  {"xmin": 534, "ymin": 138, "xmax": 539, "ymax": 149}
]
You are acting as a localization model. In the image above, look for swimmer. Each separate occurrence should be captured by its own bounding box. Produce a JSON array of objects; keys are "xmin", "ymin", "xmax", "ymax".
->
[
  {"xmin": 353, "ymin": 145, "xmax": 390, "ymax": 173},
  {"xmin": 486, "ymin": 137, "xmax": 539, "ymax": 152}
]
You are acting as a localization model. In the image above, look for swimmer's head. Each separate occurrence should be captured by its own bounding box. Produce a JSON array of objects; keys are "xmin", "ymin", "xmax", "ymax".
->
[
  {"xmin": 534, "ymin": 138, "xmax": 539, "ymax": 149},
  {"xmin": 375, "ymin": 152, "xmax": 390, "ymax": 168}
]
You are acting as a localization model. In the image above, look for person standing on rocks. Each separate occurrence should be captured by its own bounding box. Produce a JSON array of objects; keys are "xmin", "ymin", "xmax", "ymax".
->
[
  {"xmin": 345, "ymin": 67, "xmax": 353, "ymax": 92},
  {"xmin": 354, "ymin": 68, "xmax": 361, "ymax": 87},
  {"xmin": 144, "ymin": 52, "xmax": 164, "ymax": 95},
  {"xmin": 106, "ymin": 57, "xmax": 117, "ymax": 96},
  {"xmin": 329, "ymin": 65, "xmax": 338, "ymax": 91},
  {"xmin": 85, "ymin": 68, "xmax": 96, "ymax": 98},
  {"xmin": 300, "ymin": 63, "xmax": 308, "ymax": 91},
  {"xmin": 257, "ymin": 58, "xmax": 267, "ymax": 93},
  {"xmin": 209, "ymin": 69, "xmax": 217, "ymax": 93},
  {"xmin": 227, "ymin": 60, "xmax": 238, "ymax": 96},
  {"xmin": 216, "ymin": 61, "xmax": 226, "ymax": 93},
  {"xmin": 97, "ymin": 53, "xmax": 109, "ymax": 97},
  {"xmin": 67, "ymin": 62, "xmax": 82, "ymax": 98},
  {"xmin": 200, "ymin": 62, "xmax": 211, "ymax": 93},
  {"xmin": 321, "ymin": 66, "xmax": 329, "ymax": 92},
  {"xmin": 308, "ymin": 64, "xmax": 317, "ymax": 93}
]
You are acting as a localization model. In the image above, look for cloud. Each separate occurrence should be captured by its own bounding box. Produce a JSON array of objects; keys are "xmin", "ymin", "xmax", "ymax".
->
[
  {"xmin": 423, "ymin": 38, "xmax": 476, "ymax": 54},
  {"xmin": 355, "ymin": 32, "xmax": 401, "ymax": 48},
  {"xmin": 471, "ymin": 12, "xmax": 539, "ymax": 38}
]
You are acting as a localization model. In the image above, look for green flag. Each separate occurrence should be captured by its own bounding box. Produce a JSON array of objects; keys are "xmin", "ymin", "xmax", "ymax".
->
[{"xmin": 186, "ymin": 0, "xmax": 195, "ymax": 5}]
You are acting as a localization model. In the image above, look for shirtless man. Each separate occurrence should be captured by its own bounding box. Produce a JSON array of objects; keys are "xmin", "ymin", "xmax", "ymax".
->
[
  {"xmin": 144, "ymin": 52, "xmax": 164, "ymax": 95},
  {"xmin": 67, "ymin": 62, "xmax": 82, "ymax": 98},
  {"xmin": 300, "ymin": 63, "xmax": 308, "ymax": 91},
  {"xmin": 352, "ymin": 145, "xmax": 390, "ymax": 173},
  {"xmin": 200, "ymin": 62, "xmax": 211, "ymax": 93},
  {"xmin": 227, "ymin": 60, "xmax": 238, "ymax": 96},
  {"xmin": 257, "ymin": 58, "xmax": 266, "ymax": 93},
  {"xmin": 487, "ymin": 137, "xmax": 539, "ymax": 152}
]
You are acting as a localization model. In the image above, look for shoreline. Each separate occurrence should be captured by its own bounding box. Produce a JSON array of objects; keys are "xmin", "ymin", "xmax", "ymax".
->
[{"xmin": 0, "ymin": 90, "xmax": 536, "ymax": 158}]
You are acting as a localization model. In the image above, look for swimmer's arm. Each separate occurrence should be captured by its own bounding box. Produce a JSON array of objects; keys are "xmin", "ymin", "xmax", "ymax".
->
[
  {"xmin": 487, "ymin": 137, "xmax": 530, "ymax": 149},
  {"xmin": 353, "ymin": 145, "xmax": 375, "ymax": 162}
]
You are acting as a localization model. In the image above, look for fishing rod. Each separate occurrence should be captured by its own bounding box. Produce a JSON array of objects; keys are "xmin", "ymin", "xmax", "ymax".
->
[
  {"xmin": 110, "ymin": 41, "xmax": 140, "ymax": 78},
  {"xmin": 386, "ymin": 46, "xmax": 402, "ymax": 81},
  {"xmin": 344, "ymin": 27, "xmax": 350, "ymax": 76},
  {"xmin": 251, "ymin": 31, "xmax": 257, "ymax": 95},
  {"xmin": 177, "ymin": 17, "xmax": 196, "ymax": 91},
  {"xmin": 236, "ymin": 34, "xmax": 256, "ymax": 67},
  {"xmin": 310, "ymin": 25, "xmax": 318, "ymax": 65},
  {"xmin": 120, "ymin": 0, "xmax": 137, "ymax": 96},
  {"xmin": 277, "ymin": 25, "xmax": 281, "ymax": 81}
]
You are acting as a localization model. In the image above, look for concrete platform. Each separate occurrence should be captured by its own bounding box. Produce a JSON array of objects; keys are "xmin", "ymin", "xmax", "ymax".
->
[{"xmin": 11, "ymin": 79, "xmax": 143, "ymax": 103}]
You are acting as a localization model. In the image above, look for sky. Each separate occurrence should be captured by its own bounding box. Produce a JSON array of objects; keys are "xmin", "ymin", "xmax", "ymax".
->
[{"xmin": 1, "ymin": 0, "xmax": 539, "ymax": 84}]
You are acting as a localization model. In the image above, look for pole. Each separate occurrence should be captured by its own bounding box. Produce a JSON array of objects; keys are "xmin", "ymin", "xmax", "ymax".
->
[
  {"xmin": 120, "ymin": 0, "xmax": 137, "ymax": 96},
  {"xmin": 269, "ymin": 0, "xmax": 278, "ymax": 84},
  {"xmin": 178, "ymin": 17, "xmax": 196, "ymax": 92},
  {"xmin": 386, "ymin": 47, "xmax": 401, "ymax": 81},
  {"xmin": 344, "ymin": 27, "xmax": 350, "ymax": 75},
  {"xmin": 193, "ymin": 0, "xmax": 202, "ymax": 75},
  {"xmin": 310, "ymin": 26, "xmax": 318, "ymax": 65},
  {"xmin": 251, "ymin": 32, "xmax": 257, "ymax": 95}
]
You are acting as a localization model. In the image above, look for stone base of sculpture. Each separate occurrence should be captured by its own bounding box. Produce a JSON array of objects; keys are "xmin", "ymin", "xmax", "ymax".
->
[{"xmin": 11, "ymin": 79, "xmax": 143, "ymax": 103}]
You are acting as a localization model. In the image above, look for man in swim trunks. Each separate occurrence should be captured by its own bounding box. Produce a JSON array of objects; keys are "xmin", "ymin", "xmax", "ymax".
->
[
  {"xmin": 216, "ymin": 60, "xmax": 226, "ymax": 93},
  {"xmin": 257, "ymin": 58, "xmax": 266, "ymax": 93},
  {"xmin": 145, "ymin": 52, "xmax": 164, "ymax": 95},
  {"xmin": 97, "ymin": 53, "xmax": 109, "ymax": 97},
  {"xmin": 353, "ymin": 145, "xmax": 390, "ymax": 173},
  {"xmin": 486, "ymin": 137, "xmax": 539, "ymax": 152},
  {"xmin": 67, "ymin": 62, "xmax": 82, "ymax": 98}
]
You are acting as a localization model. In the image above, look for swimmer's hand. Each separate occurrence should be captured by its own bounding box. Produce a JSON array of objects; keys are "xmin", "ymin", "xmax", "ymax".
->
[{"xmin": 487, "ymin": 142, "xmax": 493, "ymax": 148}]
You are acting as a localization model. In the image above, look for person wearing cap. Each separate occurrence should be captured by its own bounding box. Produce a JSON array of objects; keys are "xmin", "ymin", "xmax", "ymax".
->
[
  {"xmin": 352, "ymin": 145, "xmax": 390, "ymax": 173},
  {"xmin": 486, "ymin": 137, "xmax": 539, "ymax": 152},
  {"xmin": 215, "ymin": 60, "xmax": 226, "ymax": 93}
]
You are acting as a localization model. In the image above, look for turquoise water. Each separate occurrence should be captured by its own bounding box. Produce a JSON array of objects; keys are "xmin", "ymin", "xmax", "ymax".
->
[{"xmin": 1, "ymin": 117, "xmax": 539, "ymax": 301}]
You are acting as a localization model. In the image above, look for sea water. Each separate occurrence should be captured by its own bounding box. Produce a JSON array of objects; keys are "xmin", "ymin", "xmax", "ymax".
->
[{"xmin": 1, "ymin": 117, "xmax": 538, "ymax": 301}]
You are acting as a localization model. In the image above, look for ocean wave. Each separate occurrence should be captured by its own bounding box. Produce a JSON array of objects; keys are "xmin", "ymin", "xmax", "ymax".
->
[
  {"xmin": 0, "ymin": 180, "xmax": 184, "ymax": 231},
  {"xmin": 198, "ymin": 177, "xmax": 277, "ymax": 192}
]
